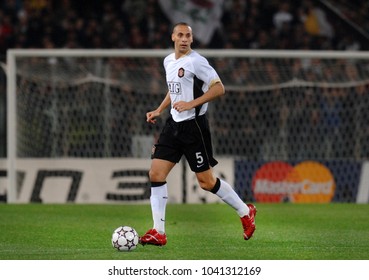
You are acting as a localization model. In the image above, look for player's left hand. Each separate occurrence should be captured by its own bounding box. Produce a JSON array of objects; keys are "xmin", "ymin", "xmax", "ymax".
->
[{"xmin": 173, "ymin": 101, "xmax": 192, "ymax": 112}]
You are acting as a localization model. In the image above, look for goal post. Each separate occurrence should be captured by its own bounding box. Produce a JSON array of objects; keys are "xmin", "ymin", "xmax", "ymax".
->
[
  {"xmin": 6, "ymin": 49, "xmax": 178, "ymax": 203},
  {"xmin": 6, "ymin": 49, "xmax": 369, "ymax": 203}
]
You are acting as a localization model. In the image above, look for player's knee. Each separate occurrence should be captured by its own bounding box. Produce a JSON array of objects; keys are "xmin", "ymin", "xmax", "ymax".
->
[
  {"xmin": 148, "ymin": 169, "xmax": 157, "ymax": 181},
  {"xmin": 149, "ymin": 169, "xmax": 164, "ymax": 182}
]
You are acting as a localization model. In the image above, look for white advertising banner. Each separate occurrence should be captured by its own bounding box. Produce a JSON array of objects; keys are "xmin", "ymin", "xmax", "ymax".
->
[
  {"xmin": 357, "ymin": 161, "xmax": 369, "ymax": 203},
  {"xmin": 0, "ymin": 159, "xmax": 182, "ymax": 204},
  {"xmin": 0, "ymin": 158, "xmax": 237, "ymax": 204}
]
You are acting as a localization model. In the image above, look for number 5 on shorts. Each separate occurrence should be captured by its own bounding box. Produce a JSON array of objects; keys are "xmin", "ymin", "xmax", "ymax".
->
[{"xmin": 196, "ymin": 152, "xmax": 204, "ymax": 168}]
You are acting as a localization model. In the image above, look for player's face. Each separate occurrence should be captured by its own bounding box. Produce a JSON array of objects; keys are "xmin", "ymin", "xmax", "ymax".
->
[{"xmin": 172, "ymin": 25, "xmax": 193, "ymax": 54}]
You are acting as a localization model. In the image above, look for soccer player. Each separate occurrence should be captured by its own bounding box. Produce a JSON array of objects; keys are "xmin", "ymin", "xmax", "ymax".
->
[{"xmin": 140, "ymin": 22, "xmax": 256, "ymax": 246}]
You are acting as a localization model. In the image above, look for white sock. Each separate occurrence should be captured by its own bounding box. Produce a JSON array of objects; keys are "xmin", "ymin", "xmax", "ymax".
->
[
  {"xmin": 150, "ymin": 183, "xmax": 168, "ymax": 234},
  {"xmin": 215, "ymin": 179, "xmax": 249, "ymax": 217}
]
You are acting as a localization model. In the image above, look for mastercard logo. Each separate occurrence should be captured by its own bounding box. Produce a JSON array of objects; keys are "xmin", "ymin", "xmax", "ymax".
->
[{"xmin": 252, "ymin": 161, "xmax": 336, "ymax": 203}]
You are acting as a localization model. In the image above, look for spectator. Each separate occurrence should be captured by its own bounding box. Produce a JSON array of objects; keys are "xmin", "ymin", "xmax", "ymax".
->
[
  {"xmin": 273, "ymin": 2, "xmax": 293, "ymax": 33},
  {"xmin": 0, "ymin": 14, "xmax": 14, "ymax": 53},
  {"xmin": 299, "ymin": 0, "xmax": 334, "ymax": 39},
  {"xmin": 338, "ymin": 35, "xmax": 361, "ymax": 51}
]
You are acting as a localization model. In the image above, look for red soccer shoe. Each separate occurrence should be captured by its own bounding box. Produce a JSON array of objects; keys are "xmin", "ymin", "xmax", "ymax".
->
[
  {"xmin": 140, "ymin": 228, "xmax": 167, "ymax": 246},
  {"xmin": 240, "ymin": 204, "xmax": 257, "ymax": 240}
]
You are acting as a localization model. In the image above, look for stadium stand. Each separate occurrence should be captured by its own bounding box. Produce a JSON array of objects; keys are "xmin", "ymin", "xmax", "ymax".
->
[{"xmin": 0, "ymin": 0, "xmax": 368, "ymax": 62}]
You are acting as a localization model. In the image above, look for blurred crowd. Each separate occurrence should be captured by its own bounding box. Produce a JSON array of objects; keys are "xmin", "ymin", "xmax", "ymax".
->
[{"xmin": 0, "ymin": 0, "xmax": 368, "ymax": 61}]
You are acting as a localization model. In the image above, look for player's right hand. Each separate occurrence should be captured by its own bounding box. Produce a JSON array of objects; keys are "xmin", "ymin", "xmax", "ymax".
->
[{"xmin": 146, "ymin": 110, "xmax": 159, "ymax": 124}]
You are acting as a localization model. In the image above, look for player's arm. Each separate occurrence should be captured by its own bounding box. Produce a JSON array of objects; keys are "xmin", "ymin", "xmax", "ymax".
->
[
  {"xmin": 146, "ymin": 91, "xmax": 171, "ymax": 124},
  {"xmin": 190, "ymin": 80, "xmax": 225, "ymax": 108},
  {"xmin": 173, "ymin": 81, "xmax": 225, "ymax": 112}
]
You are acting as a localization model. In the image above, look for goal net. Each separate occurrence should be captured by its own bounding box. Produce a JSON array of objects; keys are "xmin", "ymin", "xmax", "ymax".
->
[{"xmin": 6, "ymin": 49, "xmax": 369, "ymax": 203}]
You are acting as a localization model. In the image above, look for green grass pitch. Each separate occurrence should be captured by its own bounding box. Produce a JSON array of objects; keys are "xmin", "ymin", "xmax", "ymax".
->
[{"xmin": 0, "ymin": 203, "xmax": 368, "ymax": 260}]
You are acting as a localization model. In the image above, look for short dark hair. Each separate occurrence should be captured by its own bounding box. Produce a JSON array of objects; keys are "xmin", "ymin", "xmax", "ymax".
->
[{"xmin": 172, "ymin": 22, "xmax": 190, "ymax": 32}]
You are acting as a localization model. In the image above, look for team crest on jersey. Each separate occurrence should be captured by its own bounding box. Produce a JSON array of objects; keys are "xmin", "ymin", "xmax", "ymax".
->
[{"xmin": 178, "ymin": 67, "xmax": 185, "ymax": 78}]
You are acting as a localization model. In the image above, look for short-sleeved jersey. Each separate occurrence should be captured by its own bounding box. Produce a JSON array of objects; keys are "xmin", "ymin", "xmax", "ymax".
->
[{"xmin": 164, "ymin": 50, "xmax": 221, "ymax": 122}]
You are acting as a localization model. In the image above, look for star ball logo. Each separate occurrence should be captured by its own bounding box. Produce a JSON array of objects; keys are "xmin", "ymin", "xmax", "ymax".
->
[{"xmin": 252, "ymin": 161, "xmax": 336, "ymax": 203}]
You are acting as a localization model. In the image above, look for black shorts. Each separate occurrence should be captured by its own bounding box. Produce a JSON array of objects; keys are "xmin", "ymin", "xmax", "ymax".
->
[{"xmin": 152, "ymin": 115, "xmax": 218, "ymax": 172}]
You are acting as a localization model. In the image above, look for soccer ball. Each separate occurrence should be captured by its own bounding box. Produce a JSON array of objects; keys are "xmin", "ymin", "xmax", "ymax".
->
[{"xmin": 111, "ymin": 226, "xmax": 139, "ymax": 251}]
